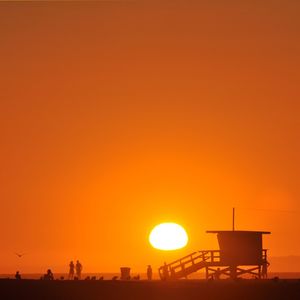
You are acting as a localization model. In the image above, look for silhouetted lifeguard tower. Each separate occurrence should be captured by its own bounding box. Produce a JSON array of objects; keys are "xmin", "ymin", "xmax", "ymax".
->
[{"xmin": 159, "ymin": 209, "xmax": 270, "ymax": 280}]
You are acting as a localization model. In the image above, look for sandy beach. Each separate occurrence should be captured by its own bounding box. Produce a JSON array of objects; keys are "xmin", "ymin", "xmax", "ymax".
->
[{"xmin": 1, "ymin": 279, "xmax": 300, "ymax": 300}]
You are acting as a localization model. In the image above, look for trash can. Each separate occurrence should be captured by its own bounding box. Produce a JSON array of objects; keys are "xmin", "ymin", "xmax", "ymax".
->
[{"xmin": 120, "ymin": 267, "xmax": 131, "ymax": 280}]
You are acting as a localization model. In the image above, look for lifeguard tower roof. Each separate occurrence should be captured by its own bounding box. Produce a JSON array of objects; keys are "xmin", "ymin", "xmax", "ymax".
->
[
  {"xmin": 206, "ymin": 230, "xmax": 270, "ymax": 266},
  {"xmin": 207, "ymin": 230, "xmax": 270, "ymax": 234}
]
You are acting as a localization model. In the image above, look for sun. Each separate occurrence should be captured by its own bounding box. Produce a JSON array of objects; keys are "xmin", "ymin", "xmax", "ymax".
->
[{"xmin": 149, "ymin": 222, "xmax": 188, "ymax": 251}]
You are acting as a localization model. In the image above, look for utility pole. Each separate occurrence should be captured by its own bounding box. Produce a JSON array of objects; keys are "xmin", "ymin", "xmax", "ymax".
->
[{"xmin": 232, "ymin": 207, "xmax": 235, "ymax": 231}]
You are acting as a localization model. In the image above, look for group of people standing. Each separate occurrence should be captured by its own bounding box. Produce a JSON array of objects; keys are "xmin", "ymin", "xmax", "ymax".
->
[
  {"xmin": 15, "ymin": 261, "xmax": 152, "ymax": 281},
  {"xmin": 68, "ymin": 260, "xmax": 83, "ymax": 280}
]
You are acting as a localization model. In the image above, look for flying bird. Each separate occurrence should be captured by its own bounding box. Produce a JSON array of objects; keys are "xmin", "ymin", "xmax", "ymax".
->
[{"xmin": 14, "ymin": 252, "xmax": 26, "ymax": 258}]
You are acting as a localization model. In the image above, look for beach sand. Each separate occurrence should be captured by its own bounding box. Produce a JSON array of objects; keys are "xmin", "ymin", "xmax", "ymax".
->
[{"xmin": 1, "ymin": 279, "xmax": 300, "ymax": 300}]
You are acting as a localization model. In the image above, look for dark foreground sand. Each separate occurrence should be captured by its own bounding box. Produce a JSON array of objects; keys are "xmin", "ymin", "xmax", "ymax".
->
[{"xmin": 1, "ymin": 279, "xmax": 300, "ymax": 300}]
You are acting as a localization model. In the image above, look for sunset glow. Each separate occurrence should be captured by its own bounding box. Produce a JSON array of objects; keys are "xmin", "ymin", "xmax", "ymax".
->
[
  {"xmin": 0, "ymin": 1, "xmax": 299, "ymax": 275},
  {"xmin": 149, "ymin": 223, "xmax": 188, "ymax": 251}
]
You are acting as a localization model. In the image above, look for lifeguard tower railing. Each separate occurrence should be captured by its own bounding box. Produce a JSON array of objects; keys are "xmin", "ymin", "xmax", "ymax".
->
[{"xmin": 158, "ymin": 249, "xmax": 268, "ymax": 280}]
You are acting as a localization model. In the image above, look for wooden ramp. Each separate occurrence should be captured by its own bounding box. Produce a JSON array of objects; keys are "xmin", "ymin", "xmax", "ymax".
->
[
  {"xmin": 158, "ymin": 250, "xmax": 221, "ymax": 280},
  {"xmin": 158, "ymin": 249, "xmax": 269, "ymax": 280}
]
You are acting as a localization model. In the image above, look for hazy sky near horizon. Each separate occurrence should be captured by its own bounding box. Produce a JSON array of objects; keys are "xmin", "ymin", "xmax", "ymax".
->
[{"xmin": 0, "ymin": 0, "xmax": 300, "ymax": 273}]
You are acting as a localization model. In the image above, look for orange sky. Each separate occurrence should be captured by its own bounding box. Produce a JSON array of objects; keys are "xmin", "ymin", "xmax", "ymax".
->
[{"xmin": 0, "ymin": 1, "xmax": 299, "ymax": 273}]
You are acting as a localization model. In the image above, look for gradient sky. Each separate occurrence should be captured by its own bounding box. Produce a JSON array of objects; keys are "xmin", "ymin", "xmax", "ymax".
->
[{"xmin": 0, "ymin": 1, "xmax": 299, "ymax": 273}]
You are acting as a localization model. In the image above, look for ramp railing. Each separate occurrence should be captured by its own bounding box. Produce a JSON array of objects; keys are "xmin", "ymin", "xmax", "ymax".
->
[
  {"xmin": 158, "ymin": 249, "xmax": 268, "ymax": 280},
  {"xmin": 158, "ymin": 250, "xmax": 221, "ymax": 280}
]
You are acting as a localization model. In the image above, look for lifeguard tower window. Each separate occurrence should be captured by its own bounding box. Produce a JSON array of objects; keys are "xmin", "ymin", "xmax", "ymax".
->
[{"xmin": 206, "ymin": 231, "xmax": 270, "ymax": 266}]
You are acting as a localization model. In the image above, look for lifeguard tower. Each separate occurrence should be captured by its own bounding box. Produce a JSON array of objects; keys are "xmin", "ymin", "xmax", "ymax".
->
[{"xmin": 158, "ymin": 210, "xmax": 270, "ymax": 280}]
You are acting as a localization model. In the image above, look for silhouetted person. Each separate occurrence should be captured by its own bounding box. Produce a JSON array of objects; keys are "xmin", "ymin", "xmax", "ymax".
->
[
  {"xmin": 147, "ymin": 265, "xmax": 153, "ymax": 280},
  {"xmin": 44, "ymin": 269, "xmax": 54, "ymax": 280},
  {"xmin": 262, "ymin": 261, "xmax": 270, "ymax": 279},
  {"xmin": 15, "ymin": 271, "xmax": 21, "ymax": 280},
  {"xmin": 162, "ymin": 262, "xmax": 169, "ymax": 280},
  {"xmin": 69, "ymin": 261, "xmax": 75, "ymax": 280},
  {"xmin": 76, "ymin": 260, "xmax": 82, "ymax": 280}
]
